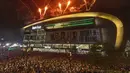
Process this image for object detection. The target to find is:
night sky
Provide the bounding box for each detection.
[0,0,130,42]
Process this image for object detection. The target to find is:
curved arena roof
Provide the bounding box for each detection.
[23,12,124,49]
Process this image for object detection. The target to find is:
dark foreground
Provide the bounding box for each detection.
[0,51,130,73]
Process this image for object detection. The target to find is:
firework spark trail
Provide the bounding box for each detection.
[43,0,52,8]
[32,0,39,8]
[59,3,62,11]
[69,7,78,12]
[19,0,33,16]
[32,0,51,18]
[58,3,62,14]
[89,0,96,10]
[83,0,96,11]
[63,0,71,14]
[43,6,48,17]
[32,0,42,18]
[87,0,96,11]
[42,0,51,17]
[43,0,48,7]
[83,0,88,11]
[84,0,87,4]
[38,8,42,15]
[79,4,86,9]
[38,8,42,19]
[46,0,52,6]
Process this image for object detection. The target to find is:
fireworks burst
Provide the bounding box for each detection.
[21,0,97,20]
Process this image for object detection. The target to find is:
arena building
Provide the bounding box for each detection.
[22,12,124,51]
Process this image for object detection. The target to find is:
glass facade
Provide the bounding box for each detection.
[45,28,101,44]
[23,18,104,49]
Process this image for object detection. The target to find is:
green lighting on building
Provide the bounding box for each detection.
[8,48,16,51]
[46,18,95,29]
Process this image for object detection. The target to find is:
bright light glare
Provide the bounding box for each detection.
[43,6,48,17]
[6,43,10,46]
[45,6,48,11]
[1,38,4,40]
[44,46,51,49]
[10,43,18,47]
[67,1,71,6]
[38,8,42,15]
[20,45,23,47]
[59,3,62,10]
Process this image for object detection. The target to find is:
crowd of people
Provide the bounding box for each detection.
[0,52,130,73]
